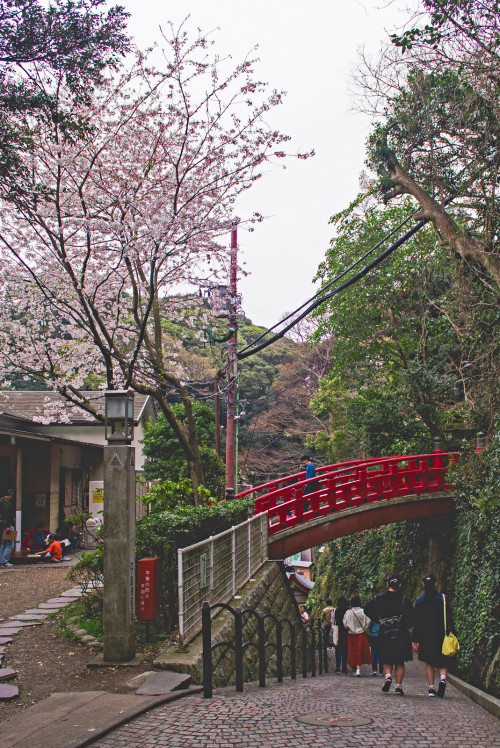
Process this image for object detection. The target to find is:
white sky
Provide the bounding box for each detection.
[121,0,414,328]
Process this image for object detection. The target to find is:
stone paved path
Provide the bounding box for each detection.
[91,661,499,748]
[0,585,84,698]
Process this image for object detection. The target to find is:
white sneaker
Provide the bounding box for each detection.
[355,667,361,677]
[3,562,13,567]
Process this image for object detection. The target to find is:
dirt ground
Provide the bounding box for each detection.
[0,564,161,724]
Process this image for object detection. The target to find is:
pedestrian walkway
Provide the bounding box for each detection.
[0,584,85,692]
[90,662,500,748]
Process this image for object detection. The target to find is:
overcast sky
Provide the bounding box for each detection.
[121,0,414,328]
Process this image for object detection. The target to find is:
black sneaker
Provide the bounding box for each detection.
[437,680,446,697]
[371,670,378,676]
[428,687,437,697]
[382,677,392,692]
[335,668,341,674]
[395,686,404,695]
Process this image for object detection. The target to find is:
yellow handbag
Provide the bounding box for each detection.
[442,594,460,657]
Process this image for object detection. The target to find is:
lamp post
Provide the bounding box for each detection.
[103,389,136,662]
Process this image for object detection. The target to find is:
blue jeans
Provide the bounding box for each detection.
[0,526,14,564]
[335,646,348,671]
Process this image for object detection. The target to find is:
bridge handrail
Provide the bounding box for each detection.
[246,452,459,536]
[234,456,395,501]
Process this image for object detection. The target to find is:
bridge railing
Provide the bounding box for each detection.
[177,512,268,644]
[240,452,458,535]
[234,457,392,501]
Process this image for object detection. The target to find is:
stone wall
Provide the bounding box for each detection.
[154,560,303,686]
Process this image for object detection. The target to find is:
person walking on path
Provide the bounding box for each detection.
[365,573,414,695]
[368,618,384,676]
[0,488,16,567]
[334,596,349,673]
[321,599,334,646]
[413,572,457,698]
[343,595,372,677]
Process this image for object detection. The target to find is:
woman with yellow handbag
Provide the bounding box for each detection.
[412,572,458,698]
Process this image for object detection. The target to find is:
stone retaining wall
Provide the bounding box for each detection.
[154,561,303,686]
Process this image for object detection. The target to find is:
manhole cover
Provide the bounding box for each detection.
[296,713,372,727]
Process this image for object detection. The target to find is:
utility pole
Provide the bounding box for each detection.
[225,226,238,495]
[214,374,221,458]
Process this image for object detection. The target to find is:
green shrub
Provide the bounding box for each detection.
[135,497,255,630]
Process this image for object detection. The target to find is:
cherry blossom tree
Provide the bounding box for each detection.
[0,26,311,499]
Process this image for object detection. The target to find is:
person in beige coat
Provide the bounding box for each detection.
[343,595,372,676]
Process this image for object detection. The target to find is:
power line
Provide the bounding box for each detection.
[237,204,421,357]
[238,197,455,361]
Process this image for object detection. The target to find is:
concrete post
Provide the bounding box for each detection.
[103,444,136,661]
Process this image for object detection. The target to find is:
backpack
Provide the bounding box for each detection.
[378,597,408,639]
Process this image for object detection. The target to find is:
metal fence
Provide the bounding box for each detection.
[178,512,268,643]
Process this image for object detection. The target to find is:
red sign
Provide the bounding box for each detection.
[136,557,160,620]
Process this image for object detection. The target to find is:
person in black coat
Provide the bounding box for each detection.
[365,573,414,695]
[334,596,349,674]
[413,572,457,698]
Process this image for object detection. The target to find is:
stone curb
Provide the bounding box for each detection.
[447,673,500,720]
[59,686,203,748]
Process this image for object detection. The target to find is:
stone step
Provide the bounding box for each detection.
[0,667,18,681]
[135,671,192,695]
[10,614,47,621]
[38,602,69,609]
[0,683,19,699]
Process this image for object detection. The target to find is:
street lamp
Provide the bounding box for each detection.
[102,388,137,662]
[105,390,134,443]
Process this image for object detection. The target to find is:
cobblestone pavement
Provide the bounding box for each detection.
[92,660,500,748]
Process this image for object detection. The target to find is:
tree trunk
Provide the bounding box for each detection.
[381,149,500,289]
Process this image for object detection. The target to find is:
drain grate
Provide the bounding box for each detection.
[296,713,373,727]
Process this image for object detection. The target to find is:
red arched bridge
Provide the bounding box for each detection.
[235,452,458,559]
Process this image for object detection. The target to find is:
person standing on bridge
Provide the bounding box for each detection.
[412,572,457,698]
[365,574,414,695]
[301,455,316,496]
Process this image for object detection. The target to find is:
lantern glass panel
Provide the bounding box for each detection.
[106,397,127,420]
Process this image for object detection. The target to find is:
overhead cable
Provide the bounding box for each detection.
[238,195,455,361]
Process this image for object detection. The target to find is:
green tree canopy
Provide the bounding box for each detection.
[141,401,225,500]
[310,193,500,458]
[0,0,130,192]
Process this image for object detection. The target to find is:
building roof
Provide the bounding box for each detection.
[0,391,151,425]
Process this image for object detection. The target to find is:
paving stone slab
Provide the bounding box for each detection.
[0,637,13,644]
[0,668,17,681]
[0,626,22,634]
[0,690,152,747]
[0,684,18,699]
[8,618,43,626]
[11,613,47,621]
[59,589,83,598]
[46,597,73,604]
[38,602,68,609]
[0,646,5,653]
[135,671,192,695]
